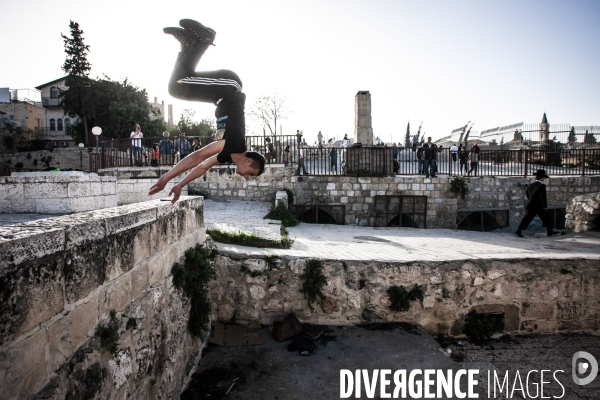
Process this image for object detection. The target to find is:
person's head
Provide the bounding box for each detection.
[427,136,432,143]
[535,169,549,181]
[284,144,290,151]
[265,137,271,143]
[453,144,456,147]
[235,151,265,178]
[153,143,159,151]
[134,124,141,131]
[179,132,185,138]
[162,131,170,140]
[193,138,199,144]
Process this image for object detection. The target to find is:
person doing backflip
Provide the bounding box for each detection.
[148,19,265,203]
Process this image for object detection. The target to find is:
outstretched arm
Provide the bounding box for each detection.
[167,155,219,204]
[148,140,224,196]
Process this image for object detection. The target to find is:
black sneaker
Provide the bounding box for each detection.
[179,19,216,45]
[515,231,524,237]
[547,230,564,237]
[163,27,196,49]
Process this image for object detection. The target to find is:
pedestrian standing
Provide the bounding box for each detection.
[467,148,479,176]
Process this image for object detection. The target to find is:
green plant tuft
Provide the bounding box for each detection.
[450,176,470,201]
[265,203,300,227]
[171,243,217,338]
[387,284,425,312]
[15,162,24,168]
[300,259,328,309]
[264,254,279,269]
[95,309,119,354]
[280,226,294,249]
[464,310,502,342]
[342,261,348,272]
[207,227,294,249]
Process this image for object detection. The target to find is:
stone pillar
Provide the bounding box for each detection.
[354,91,373,145]
[168,104,174,127]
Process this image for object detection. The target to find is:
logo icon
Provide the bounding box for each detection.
[572,351,598,385]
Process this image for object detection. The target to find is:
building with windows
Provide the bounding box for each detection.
[35,77,77,148]
[0,87,43,142]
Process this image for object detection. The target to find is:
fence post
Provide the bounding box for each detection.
[523,150,528,177]
[581,148,586,176]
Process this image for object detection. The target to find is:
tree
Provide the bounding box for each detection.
[250,93,288,137]
[404,121,410,148]
[176,109,215,137]
[60,21,94,142]
[67,76,166,142]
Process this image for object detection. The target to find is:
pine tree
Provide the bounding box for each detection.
[405,121,411,148]
[60,21,94,142]
[568,127,576,144]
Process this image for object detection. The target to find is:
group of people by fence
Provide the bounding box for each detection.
[405,137,483,178]
[130,125,202,167]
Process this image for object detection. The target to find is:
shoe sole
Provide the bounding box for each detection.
[179,19,216,43]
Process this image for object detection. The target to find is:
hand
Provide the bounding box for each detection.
[168,184,182,205]
[148,175,168,196]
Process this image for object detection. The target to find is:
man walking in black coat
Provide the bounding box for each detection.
[516,169,561,237]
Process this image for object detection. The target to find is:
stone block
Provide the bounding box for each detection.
[68,181,91,197]
[521,302,555,319]
[0,327,48,399]
[131,262,150,300]
[99,274,132,320]
[64,242,107,303]
[47,295,99,374]
[0,256,65,344]
[0,226,65,270]
[24,182,68,198]
[0,182,23,200]
[35,198,73,213]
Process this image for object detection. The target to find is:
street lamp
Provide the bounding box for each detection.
[78,143,84,170]
[92,126,102,153]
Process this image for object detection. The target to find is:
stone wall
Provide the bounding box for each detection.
[210,251,600,337]
[565,192,600,231]
[188,166,599,230]
[0,172,117,213]
[0,198,206,399]
[189,166,458,228]
[97,167,188,205]
[458,176,600,231]
[1,148,91,171]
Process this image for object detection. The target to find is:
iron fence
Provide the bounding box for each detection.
[89,135,600,176]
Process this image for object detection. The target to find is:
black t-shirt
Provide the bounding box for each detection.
[215,91,247,163]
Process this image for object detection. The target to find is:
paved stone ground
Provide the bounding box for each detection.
[203,200,600,262]
[0,213,63,226]
[183,324,600,400]
[204,199,282,243]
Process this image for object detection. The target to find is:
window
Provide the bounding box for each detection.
[57,118,63,131]
[374,196,427,228]
[50,86,59,99]
[293,204,345,225]
[50,118,56,131]
[457,210,509,232]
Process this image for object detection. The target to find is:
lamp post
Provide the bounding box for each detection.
[92,126,102,153]
[78,143,84,170]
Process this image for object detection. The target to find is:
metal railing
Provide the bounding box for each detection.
[88,135,600,176]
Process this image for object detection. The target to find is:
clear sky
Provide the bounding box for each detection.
[3,0,599,144]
